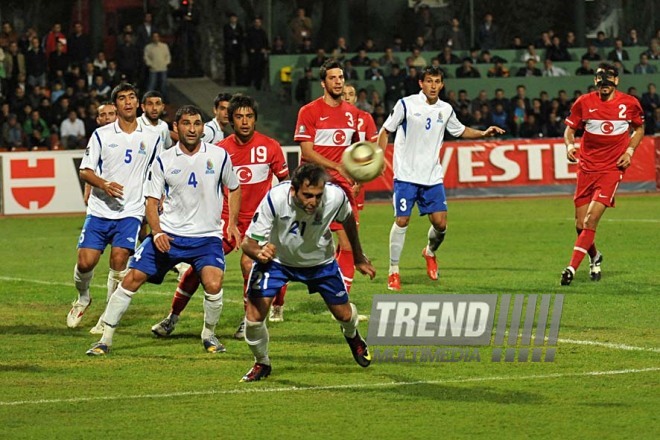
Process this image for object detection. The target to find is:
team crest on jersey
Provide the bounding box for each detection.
[332,130,347,145]
[437,112,444,123]
[206,159,215,174]
[138,141,147,155]
[298,125,306,134]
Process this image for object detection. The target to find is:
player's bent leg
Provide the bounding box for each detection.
[151,266,201,337]
[328,302,371,368]
[590,252,603,281]
[389,216,409,291]
[87,269,148,355]
[69,248,102,328]
[199,266,226,353]
[563,201,607,285]
[423,211,447,281]
[241,296,274,382]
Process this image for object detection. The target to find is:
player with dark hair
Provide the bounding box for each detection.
[239,163,375,382]
[378,66,504,290]
[151,94,289,339]
[560,63,644,285]
[86,104,241,355]
[70,83,161,333]
[203,92,233,144]
[139,90,172,149]
[294,59,363,293]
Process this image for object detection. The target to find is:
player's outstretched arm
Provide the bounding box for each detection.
[460,126,506,139]
[341,213,376,280]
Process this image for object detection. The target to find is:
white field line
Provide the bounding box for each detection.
[0,367,657,407]
[2,276,659,351]
[0,276,242,303]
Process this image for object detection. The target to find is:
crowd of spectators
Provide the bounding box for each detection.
[279,10,659,137]
[0,13,168,150]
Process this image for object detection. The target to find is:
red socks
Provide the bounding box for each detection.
[569,229,596,270]
[171,266,200,315]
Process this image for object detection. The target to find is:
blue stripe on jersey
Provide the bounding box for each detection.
[164,182,169,197]
[94,131,103,173]
[334,190,349,223]
[207,124,216,139]
[218,151,229,194]
[156,156,164,173]
[401,99,408,135]
[144,138,161,181]
[266,194,276,217]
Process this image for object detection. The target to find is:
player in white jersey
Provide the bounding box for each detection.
[239,163,375,382]
[202,92,232,144]
[377,66,504,291]
[83,102,117,206]
[86,105,241,356]
[138,90,173,149]
[68,83,161,332]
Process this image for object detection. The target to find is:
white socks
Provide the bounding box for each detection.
[100,285,135,346]
[340,303,359,339]
[389,223,407,272]
[245,319,270,365]
[73,265,94,306]
[202,290,223,340]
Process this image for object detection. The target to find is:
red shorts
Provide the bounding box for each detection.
[330,179,359,232]
[221,216,251,254]
[574,170,623,208]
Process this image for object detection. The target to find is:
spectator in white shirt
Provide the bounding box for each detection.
[542,58,569,77]
[60,110,86,149]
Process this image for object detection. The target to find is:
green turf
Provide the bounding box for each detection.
[0,194,658,439]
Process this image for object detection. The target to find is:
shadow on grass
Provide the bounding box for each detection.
[0,363,45,373]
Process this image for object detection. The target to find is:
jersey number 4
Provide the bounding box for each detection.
[188,172,198,188]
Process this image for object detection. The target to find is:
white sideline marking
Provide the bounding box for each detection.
[0,276,242,302]
[558,338,660,353]
[0,367,657,407]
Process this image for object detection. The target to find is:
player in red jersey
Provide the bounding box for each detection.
[151,94,289,336]
[294,59,364,292]
[561,63,644,285]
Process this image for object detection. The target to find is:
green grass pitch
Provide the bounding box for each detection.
[0,194,658,439]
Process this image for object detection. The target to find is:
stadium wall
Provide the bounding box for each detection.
[0,137,657,215]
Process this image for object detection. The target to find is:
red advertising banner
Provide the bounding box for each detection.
[363,137,657,196]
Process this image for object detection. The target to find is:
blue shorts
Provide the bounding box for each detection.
[393,180,448,217]
[129,234,226,284]
[77,215,141,252]
[247,260,349,305]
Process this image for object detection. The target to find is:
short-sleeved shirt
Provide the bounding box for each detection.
[81,120,161,220]
[144,142,239,239]
[218,131,289,223]
[564,90,644,173]
[383,91,466,185]
[138,114,172,149]
[294,97,361,188]
[203,119,225,144]
[246,181,352,267]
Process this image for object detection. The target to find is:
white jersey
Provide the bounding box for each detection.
[382,91,466,185]
[202,119,225,144]
[144,142,239,239]
[246,182,352,267]
[81,120,161,220]
[139,114,173,149]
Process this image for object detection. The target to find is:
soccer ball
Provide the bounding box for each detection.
[342,141,384,183]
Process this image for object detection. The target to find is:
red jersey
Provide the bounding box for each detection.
[564,91,643,173]
[217,131,289,223]
[294,97,361,187]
